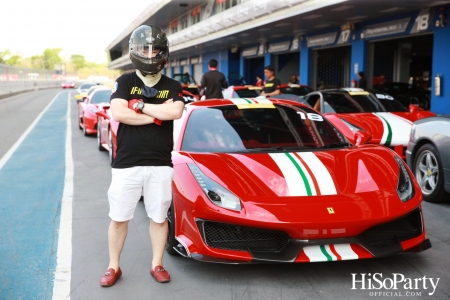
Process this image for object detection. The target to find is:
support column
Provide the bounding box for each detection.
[431,26,450,114]
[351,39,368,87]
[299,38,311,87]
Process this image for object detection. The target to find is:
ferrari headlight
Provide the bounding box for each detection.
[394,155,415,202]
[188,164,241,211]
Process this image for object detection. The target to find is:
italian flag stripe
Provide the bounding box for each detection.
[329,244,342,260]
[242,98,253,104]
[269,153,309,196]
[269,152,336,196]
[293,152,321,196]
[320,245,333,261]
[373,113,392,146]
[285,153,313,196]
[297,152,337,195]
[303,244,359,262]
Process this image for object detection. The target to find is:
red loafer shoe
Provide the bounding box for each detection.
[100,268,122,287]
[150,266,170,283]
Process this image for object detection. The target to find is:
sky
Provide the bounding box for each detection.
[0,0,152,64]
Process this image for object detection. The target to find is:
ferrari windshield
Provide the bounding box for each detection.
[91,89,112,104]
[316,92,408,114]
[181,104,349,152]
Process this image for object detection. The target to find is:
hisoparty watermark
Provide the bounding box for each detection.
[351,273,440,296]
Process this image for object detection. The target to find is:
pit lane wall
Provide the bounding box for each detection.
[0,64,69,99]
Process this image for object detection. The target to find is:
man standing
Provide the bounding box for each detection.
[358,71,367,89]
[100,24,184,287]
[260,65,281,97]
[199,59,228,99]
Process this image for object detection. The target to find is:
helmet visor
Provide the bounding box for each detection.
[130,43,162,59]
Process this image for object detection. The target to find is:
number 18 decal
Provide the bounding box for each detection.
[297,112,323,121]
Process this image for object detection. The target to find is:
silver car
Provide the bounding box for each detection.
[406,115,450,203]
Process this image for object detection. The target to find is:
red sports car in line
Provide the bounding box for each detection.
[61,82,75,89]
[161,97,431,263]
[77,87,112,136]
[301,88,435,158]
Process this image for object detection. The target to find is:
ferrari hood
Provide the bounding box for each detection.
[338,112,413,146]
[187,147,399,199]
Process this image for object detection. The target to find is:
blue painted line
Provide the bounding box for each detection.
[0,92,68,300]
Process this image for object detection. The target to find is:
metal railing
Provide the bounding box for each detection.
[0,63,70,92]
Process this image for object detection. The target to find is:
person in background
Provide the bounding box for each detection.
[199,59,228,99]
[289,74,299,85]
[255,75,264,87]
[99,24,184,287]
[358,71,367,89]
[260,65,281,97]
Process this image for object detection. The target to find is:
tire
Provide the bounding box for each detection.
[82,118,89,136]
[165,201,179,256]
[78,116,82,130]
[108,128,115,166]
[97,118,106,151]
[413,143,450,203]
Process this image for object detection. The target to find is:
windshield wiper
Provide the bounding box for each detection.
[317,142,352,149]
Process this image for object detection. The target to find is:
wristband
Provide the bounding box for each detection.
[128,99,143,114]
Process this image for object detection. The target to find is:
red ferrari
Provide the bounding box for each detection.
[77,87,112,136]
[61,82,75,89]
[164,97,431,263]
[301,88,435,158]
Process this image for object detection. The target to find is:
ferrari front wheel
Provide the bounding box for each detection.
[97,118,106,151]
[108,128,115,167]
[165,201,178,256]
[414,143,449,203]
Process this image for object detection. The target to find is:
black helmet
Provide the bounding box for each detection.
[129,25,169,76]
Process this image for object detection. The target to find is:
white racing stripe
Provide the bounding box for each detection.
[270,153,310,196]
[303,244,359,262]
[374,113,412,146]
[269,152,337,196]
[52,93,73,300]
[298,152,337,195]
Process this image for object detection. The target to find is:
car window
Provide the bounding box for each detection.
[280,86,314,96]
[181,104,348,152]
[90,89,112,104]
[321,93,385,113]
[80,83,96,89]
[372,93,408,112]
[234,89,260,98]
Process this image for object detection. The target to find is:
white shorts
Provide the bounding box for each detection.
[107,166,174,223]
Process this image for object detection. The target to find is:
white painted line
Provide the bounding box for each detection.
[52,93,73,300]
[0,93,59,171]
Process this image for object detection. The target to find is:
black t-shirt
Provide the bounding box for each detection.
[263,77,281,94]
[200,70,228,99]
[110,72,184,168]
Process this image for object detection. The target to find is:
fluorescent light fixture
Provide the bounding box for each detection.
[331,5,353,11]
[380,7,404,13]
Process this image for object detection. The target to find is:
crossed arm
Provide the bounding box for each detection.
[111,98,184,126]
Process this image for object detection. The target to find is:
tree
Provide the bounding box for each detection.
[0,49,11,64]
[71,54,87,70]
[42,48,63,70]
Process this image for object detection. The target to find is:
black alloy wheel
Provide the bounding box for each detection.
[165,201,178,256]
[97,118,106,151]
[108,128,115,166]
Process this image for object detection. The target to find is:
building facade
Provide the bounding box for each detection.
[106,0,450,114]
